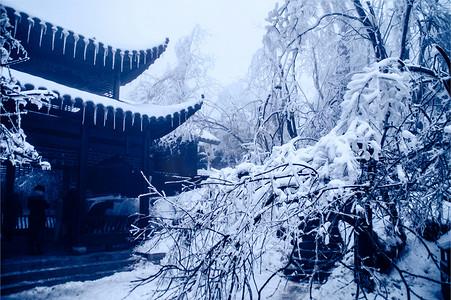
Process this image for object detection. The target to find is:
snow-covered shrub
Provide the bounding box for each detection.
[132,56,449,299]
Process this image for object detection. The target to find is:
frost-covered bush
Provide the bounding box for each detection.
[133,57,449,299]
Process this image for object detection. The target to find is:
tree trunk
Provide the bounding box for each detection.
[352,0,387,61]
[354,203,375,292]
[400,0,415,61]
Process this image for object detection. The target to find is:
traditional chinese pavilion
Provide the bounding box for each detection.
[1,4,202,250]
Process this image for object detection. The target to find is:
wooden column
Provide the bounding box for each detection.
[73,122,89,253]
[2,161,16,240]
[139,130,152,216]
[113,70,121,100]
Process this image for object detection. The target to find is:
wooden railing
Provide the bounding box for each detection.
[84,215,138,248]
[10,215,133,235]
[14,215,56,230]
[84,216,134,235]
[7,214,137,248]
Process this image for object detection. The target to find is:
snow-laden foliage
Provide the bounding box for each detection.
[1,71,56,166]
[133,56,450,299]
[248,0,378,155]
[0,6,28,66]
[201,0,450,166]
[1,8,56,166]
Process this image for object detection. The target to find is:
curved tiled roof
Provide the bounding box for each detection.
[3,4,169,97]
[10,69,203,136]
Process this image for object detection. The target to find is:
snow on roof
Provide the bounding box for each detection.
[193,129,221,145]
[437,230,451,250]
[200,130,220,143]
[9,69,202,119]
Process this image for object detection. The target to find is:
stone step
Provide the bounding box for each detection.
[1,268,127,295]
[1,258,134,286]
[0,250,136,295]
[1,249,132,274]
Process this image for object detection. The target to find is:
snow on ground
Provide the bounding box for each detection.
[4,233,445,300]
[3,260,160,300]
[310,234,444,300]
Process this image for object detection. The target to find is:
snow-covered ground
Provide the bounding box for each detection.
[3,260,160,300]
[309,235,445,300]
[4,233,445,300]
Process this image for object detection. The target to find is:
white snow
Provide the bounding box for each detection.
[444,125,451,134]
[9,69,202,119]
[50,25,57,50]
[120,49,124,72]
[2,260,161,300]
[193,128,220,144]
[308,235,443,300]
[38,21,45,47]
[26,16,34,43]
[82,37,89,61]
[72,33,79,58]
[62,29,69,55]
[3,234,444,300]
[437,230,451,249]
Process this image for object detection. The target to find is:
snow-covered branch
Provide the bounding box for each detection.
[132,55,450,298]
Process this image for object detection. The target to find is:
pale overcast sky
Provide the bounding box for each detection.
[3,0,279,85]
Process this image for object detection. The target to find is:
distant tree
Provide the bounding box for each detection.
[200,82,261,167]
[126,25,214,105]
